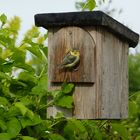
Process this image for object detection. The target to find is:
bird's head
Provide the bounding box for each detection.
[70,49,80,57]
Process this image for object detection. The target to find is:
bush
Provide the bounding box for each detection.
[0,13,140,140]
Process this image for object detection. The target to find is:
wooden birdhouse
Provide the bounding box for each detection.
[35,11,139,119]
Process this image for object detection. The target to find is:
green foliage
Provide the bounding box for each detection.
[55,96,73,109]
[111,123,129,140]
[0,13,74,140]
[0,133,11,140]
[49,134,66,140]
[75,0,96,11]
[0,14,7,27]
[75,0,119,16]
[7,117,21,138]
[129,54,140,92]
[0,13,140,140]
[82,0,96,11]
[21,136,37,140]
[64,119,88,140]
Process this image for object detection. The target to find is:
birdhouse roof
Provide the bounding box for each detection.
[35,11,139,47]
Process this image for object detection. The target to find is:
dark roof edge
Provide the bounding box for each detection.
[101,13,139,47]
[34,11,139,47]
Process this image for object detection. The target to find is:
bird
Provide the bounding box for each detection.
[58,48,80,70]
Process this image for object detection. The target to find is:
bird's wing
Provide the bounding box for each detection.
[61,53,76,65]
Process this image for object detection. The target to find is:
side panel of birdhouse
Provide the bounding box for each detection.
[101,29,128,119]
[87,27,129,119]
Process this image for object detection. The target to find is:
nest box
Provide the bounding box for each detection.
[35,11,139,119]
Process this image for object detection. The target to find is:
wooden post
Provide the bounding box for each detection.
[35,11,139,119]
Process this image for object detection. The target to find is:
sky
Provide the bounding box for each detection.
[0,0,139,51]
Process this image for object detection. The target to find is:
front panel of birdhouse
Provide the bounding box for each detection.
[48,26,95,83]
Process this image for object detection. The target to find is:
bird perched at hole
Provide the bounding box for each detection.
[58,48,80,69]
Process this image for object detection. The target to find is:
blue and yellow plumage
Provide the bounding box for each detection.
[58,48,80,69]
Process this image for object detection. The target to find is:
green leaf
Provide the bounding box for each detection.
[111,123,129,139]
[44,32,48,39]
[0,47,2,55]
[41,47,48,58]
[31,75,48,96]
[55,112,65,119]
[7,16,21,35]
[11,48,25,63]
[20,96,34,106]
[0,35,14,48]
[7,117,21,138]
[55,96,73,109]
[50,134,66,140]
[14,63,35,73]
[64,119,88,140]
[1,83,14,98]
[20,115,42,128]
[0,133,11,140]
[1,60,14,72]
[82,0,96,11]
[36,75,48,91]
[6,106,21,118]
[136,136,140,140]
[129,54,140,92]
[33,120,51,136]
[0,97,10,106]
[62,83,74,94]
[129,101,138,117]
[0,28,12,37]
[21,136,37,140]
[24,26,40,39]
[26,44,43,60]
[135,93,140,108]
[15,102,28,116]
[50,90,61,98]
[0,14,7,24]
[18,72,37,84]
[94,129,103,140]
[15,102,34,119]
[31,85,45,96]
[0,71,11,80]
[0,120,7,131]
[20,117,34,128]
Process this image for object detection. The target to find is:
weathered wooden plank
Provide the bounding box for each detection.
[48,28,73,118]
[49,26,95,83]
[120,43,128,118]
[101,29,128,119]
[84,27,103,119]
[73,84,96,119]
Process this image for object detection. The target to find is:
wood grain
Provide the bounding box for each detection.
[81,27,129,119]
[73,27,103,119]
[48,26,129,119]
[49,26,95,83]
[100,29,128,119]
